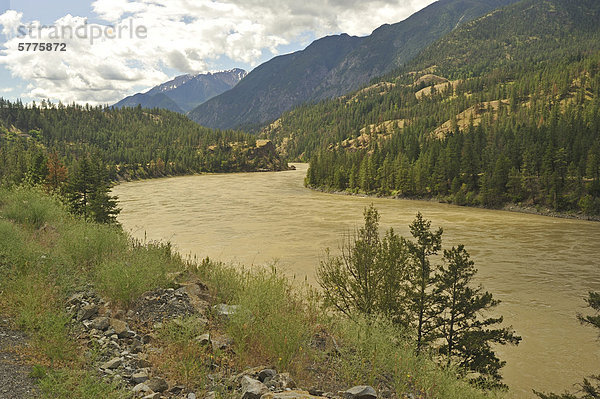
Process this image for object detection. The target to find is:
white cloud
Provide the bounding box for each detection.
[0,0,436,105]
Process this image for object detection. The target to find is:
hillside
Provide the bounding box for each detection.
[188,0,519,130]
[0,100,288,185]
[114,69,247,113]
[263,0,600,216]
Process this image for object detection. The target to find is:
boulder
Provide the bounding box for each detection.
[132,383,151,394]
[146,377,169,393]
[258,369,277,383]
[77,304,99,321]
[90,317,110,331]
[196,333,211,346]
[241,376,269,399]
[342,386,377,399]
[131,370,149,384]
[110,318,134,338]
[213,304,239,318]
[267,373,296,390]
[100,357,123,370]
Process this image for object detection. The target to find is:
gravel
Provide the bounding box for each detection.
[0,318,37,399]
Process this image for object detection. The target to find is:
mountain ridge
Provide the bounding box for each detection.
[188,0,520,130]
[114,68,247,113]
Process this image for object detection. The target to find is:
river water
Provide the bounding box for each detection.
[113,163,600,398]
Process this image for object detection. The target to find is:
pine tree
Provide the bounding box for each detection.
[406,212,443,354]
[435,245,521,389]
[66,155,120,224]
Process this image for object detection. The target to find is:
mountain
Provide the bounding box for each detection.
[114,68,247,113]
[188,0,520,130]
[265,0,600,216]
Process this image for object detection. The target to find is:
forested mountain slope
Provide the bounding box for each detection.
[264,0,600,216]
[188,0,519,130]
[0,101,287,185]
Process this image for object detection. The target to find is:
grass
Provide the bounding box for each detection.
[94,240,180,307]
[0,187,504,399]
[36,369,131,399]
[151,316,211,389]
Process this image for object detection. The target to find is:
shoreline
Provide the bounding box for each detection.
[308,185,600,223]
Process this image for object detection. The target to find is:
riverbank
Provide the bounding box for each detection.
[307,185,600,222]
[0,187,498,399]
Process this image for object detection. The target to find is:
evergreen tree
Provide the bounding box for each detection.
[66,155,120,224]
[406,212,443,354]
[435,245,521,389]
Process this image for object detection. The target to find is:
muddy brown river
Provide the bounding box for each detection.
[113,163,600,398]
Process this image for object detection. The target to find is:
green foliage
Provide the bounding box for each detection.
[94,240,180,307]
[54,221,128,271]
[269,0,600,215]
[0,99,288,188]
[0,186,65,229]
[226,266,316,369]
[65,154,120,224]
[318,205,410,319]
[330,317,505,399]
[37,369,131,399]
[319,206,519,387]
[435,245,521,389]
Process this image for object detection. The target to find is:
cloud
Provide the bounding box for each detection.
[0,0,435,105]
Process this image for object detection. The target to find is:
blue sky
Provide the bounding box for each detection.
[0,0,434,105]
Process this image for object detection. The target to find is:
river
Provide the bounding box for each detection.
[112,163,600,398]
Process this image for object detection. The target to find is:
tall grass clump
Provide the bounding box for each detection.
[152,316,210,389]
[94,240,182,307]
[37,369,131,399]
[0,187,65,229]
[53,221,128,272]
[195,257,248,303]
[328,317,502,399]
[225,265,317,370]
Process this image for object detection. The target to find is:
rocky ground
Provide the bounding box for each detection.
[63,280,389,399]
[0,318,37,399]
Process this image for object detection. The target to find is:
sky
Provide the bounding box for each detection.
[0,0,436,106]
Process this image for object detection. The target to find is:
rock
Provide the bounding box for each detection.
[100,357,123,370]
[131,370,149,384]
[258,369,277,383]
[142,394,161,399]
[132,383,151,394]
[188,394,197,399]
[211,335,232,351]
[67,292,84,306]
[90,317,110,331]
[342,386,377,399]
[261,391,328,399]
[205,391,216,399]
[196,333,211,346]
[110,318,134,338]
[146,377,169,393]
[267,373,296,390]
[241,376,269,399]
[77,304,99,321]
[213,304,239,318]
[309,389,325,397]
[169,385,185,394]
